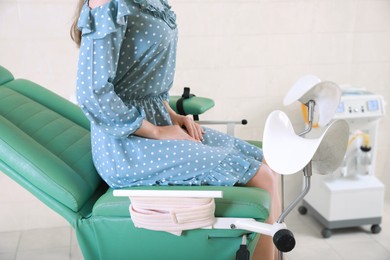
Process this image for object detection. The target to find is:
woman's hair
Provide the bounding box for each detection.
[70,0,84,47]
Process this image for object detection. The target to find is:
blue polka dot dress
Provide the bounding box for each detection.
[76,0,263,188]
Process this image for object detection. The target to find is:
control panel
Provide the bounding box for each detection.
[334,89,385,120]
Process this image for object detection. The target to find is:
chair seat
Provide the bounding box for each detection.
[93,186,270,221]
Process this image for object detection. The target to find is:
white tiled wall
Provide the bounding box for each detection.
[0,0,389,231]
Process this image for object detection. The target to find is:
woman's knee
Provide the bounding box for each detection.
[246,163,278,193]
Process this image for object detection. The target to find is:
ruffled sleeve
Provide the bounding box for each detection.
[78,0,131,39]
[76,0,145,138]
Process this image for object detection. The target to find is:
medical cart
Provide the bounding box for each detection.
[299,88,386,238]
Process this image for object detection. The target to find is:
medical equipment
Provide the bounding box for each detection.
[298,88,386,238]
[0,65,349,259]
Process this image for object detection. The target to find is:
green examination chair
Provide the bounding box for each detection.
[0,65,270,260]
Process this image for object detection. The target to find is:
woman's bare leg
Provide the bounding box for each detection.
[246,160,281,260]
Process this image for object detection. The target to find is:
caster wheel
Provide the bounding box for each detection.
[273,229,296,252]
[298,206,307,215]
[371,224,381,234]
[321,228,332,238]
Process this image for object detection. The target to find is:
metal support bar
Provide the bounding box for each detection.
[278,100,315,260]
[197,119,248,136]
[276,161,312,260]
[278,162,312,224]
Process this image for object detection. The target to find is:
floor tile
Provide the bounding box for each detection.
[16,247,70,260]
[324,226,374,243]
[286,243,344,260]
[329,239,390,260]
[0,231,21,253]
[18,226,71,251]
[70,230,83,260]
[0,252,16,260]
[285,199,390,260]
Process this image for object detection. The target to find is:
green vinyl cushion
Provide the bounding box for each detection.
[0,80,102,214]
[0,66,14,85]
[169,95,215,115]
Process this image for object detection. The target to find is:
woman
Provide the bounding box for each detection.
[71,0,280,259]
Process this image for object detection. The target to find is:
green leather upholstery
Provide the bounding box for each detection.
[247,140,263,149]
[0,65,270,260]
[169,95,215,116]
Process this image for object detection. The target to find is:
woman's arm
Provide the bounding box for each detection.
[163,101,204,141]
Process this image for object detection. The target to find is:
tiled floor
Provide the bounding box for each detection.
[286,199,390,260]
[0,200,389,260]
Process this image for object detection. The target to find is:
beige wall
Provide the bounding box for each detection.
[0,0,389,231]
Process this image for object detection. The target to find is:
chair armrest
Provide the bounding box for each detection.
[169,95,215,116]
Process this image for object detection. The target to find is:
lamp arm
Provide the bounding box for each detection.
[298,100,315,136]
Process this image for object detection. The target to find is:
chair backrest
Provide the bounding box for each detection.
[0,66,106,224]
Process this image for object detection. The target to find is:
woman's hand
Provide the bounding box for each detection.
[164,101,204,142]
[170,113,204,142]
[134,101,205,142]
[134,120,198,141]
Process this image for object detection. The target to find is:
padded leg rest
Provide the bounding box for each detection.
[76,186,270,260]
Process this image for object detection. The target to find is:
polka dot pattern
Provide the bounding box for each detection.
[76,0,263,188]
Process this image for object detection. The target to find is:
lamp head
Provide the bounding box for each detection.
[284,75,342,127]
